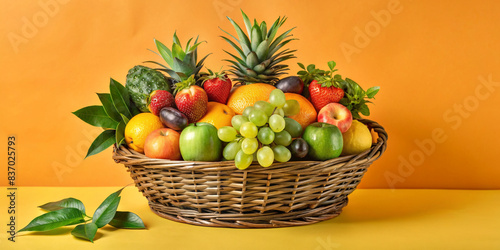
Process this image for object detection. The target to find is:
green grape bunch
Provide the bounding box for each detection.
[217,89,304,169]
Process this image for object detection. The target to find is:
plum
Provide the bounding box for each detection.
[289,138,309,159]
[275,76,304,94]
[159,107,188,131]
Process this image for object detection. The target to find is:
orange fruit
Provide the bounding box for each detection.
[124,113,164,153]
[197,102,235,129]
[284,93,317,129]
[227,83,276,114]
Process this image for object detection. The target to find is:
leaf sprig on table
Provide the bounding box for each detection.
[72,79,140,158]
[18,187,146,243]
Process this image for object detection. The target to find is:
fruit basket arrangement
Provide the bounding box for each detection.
[74,11,387,228]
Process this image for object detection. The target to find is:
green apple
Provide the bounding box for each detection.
[179,122,222,161]
[302,122,343,160]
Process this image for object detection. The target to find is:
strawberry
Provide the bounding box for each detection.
[298,61,345,112]
[308,80,344,112]
[298,61,380,119]
[202,69,232,104]
[148,90,175,116]
[174,75,208,122]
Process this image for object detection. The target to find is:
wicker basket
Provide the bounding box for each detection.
[112,119,387,228]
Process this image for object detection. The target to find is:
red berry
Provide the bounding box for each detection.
[203,73,232,104]
[175,85,208,122]
[148,90,175,116]
[309,80,344,112]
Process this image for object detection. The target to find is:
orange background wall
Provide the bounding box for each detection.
[1,0,499,188]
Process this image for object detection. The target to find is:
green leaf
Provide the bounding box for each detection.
[227,16,251,52]
[268,27,295,53]
[39,198,86,215]
[120,114,130,124]
[260,21,267,41]
[115,121,125,146]
[366,86,380,98]
[267,16,282,42]
[109,79,133,119]
[129,103,141,116]
[172,57,194,79]
[19,208,84,232]
[240,10,253,37]
[297,62,305,69]
[255,39,269,61]
[85,130,116,158]
[339,98,350,106]
[346,78,364,96]
[97,93,122,122]
[335,76,349,90]
[307,64,315,72]
[359,104,371,116]
[251,25,263,51]
[221,36,246,59]
[185,37,193,51]
[92,188,124,228]
[172,31,181,47]
[172,43,186,61]
[155,39,173,67]
[108,211,146,229]
[327,61,336,71]
[71,223,98,243]
[73,106,119,129]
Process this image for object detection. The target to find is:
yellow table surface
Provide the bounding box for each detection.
[1,187,499,249]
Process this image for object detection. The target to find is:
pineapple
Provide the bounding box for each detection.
[221,10,296,85]
[146,32,210,83]
[125,32,208,112]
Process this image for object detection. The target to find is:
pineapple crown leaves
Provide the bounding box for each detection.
[173,75,197,95]
[298,61,381,119]
[145,32,211,82]
[220,10,298,85]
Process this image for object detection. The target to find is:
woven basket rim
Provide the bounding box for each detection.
[112,118,388,172]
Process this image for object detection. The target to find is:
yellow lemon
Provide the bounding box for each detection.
[125,113,164,153]
[197,102,235,129]
[341,120,373,156]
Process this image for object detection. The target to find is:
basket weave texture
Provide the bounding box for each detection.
[113,119,387,228]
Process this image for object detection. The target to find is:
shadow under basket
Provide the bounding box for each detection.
[113,119,388,228]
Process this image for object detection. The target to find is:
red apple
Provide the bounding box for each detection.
[144,128,181,160]
[317,103,353,133]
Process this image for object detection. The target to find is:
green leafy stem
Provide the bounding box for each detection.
[18,187,146,243]
[72,79,140,158]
